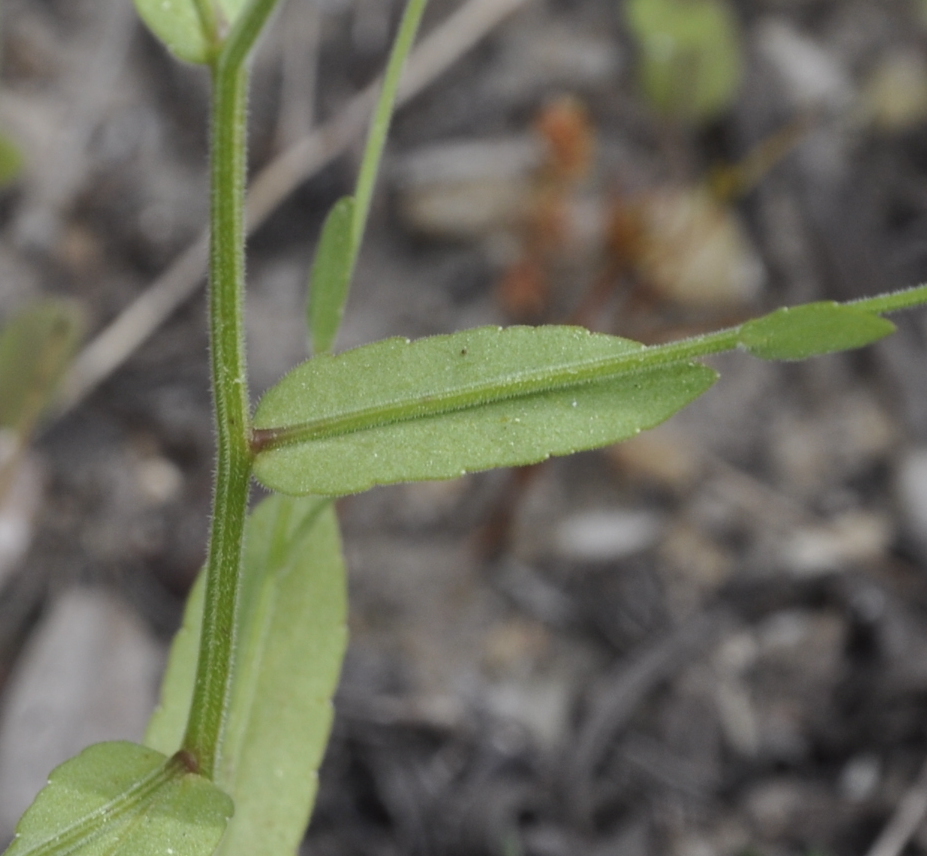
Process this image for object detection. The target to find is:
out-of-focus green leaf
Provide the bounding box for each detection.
[308,197,355,355]
[146,495,347,856]
[738,302,895,361]
[626,0,743,123]
[134,0,248,64]
[3,741,232,856]
[0,132,24,188]
[0,299,83,435]
[253,326,717,496]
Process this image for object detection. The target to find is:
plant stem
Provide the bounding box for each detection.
[181,54,251,780]
[852,283,927,315]
[180,0,286,778]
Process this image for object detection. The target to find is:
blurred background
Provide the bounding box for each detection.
[4,0,927,853]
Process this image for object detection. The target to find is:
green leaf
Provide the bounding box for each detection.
[134,0,247,64]
[738,302,896,361]
[253,326,718,496]
[3,742,232,856]
[308,197,355,355]
[0,132,24,188]
[0,300,83,435]
[146,495,348,856]
[626,0,743,123]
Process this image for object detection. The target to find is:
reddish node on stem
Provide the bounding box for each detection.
[173,749,202,775]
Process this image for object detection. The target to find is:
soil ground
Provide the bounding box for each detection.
[4,1,927,854]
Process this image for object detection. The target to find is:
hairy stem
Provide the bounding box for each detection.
[181,0,285,778]
[181,55,251,779]
[852,283,927,315]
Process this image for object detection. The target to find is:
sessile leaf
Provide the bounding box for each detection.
[3,742,232,856]
[253,326,718,496]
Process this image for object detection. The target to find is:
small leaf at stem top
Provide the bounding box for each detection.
[738,302,896,361]
[134,0,248,64]
[3,741,232,856]
[253,326,718,496]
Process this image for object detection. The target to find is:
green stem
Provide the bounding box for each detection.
[181,0,285,778]
[181,59,250,781]
[851,283,927,315]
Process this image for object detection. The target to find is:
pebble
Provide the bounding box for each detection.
[553,508,664,562]
[135,455,184,506]
[862,48,927,132]
[607,428,704,492]
[756,18,854,113]
[493,22,623,98]
[393,137,541,240]
[894,446,927,562]
[631,186,765,308]
[780,511,892,576]
[838,753,881,802]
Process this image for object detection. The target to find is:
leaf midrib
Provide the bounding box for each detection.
[18,757,182,856]
[252,333,735,453]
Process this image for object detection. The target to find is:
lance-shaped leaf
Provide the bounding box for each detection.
[3,741,232,856]
[134,0,248,64]
[146,495,348,856]
[252,326,718,496]
[738,302,895,361]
